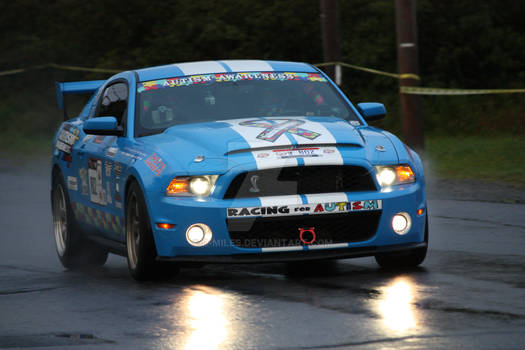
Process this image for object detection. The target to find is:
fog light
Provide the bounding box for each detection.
[392,212,411,235]
[186,223,212,247]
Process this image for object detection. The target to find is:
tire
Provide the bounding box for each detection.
[374,213,428,269]
[125,181,163,280]
[52,174,108,269]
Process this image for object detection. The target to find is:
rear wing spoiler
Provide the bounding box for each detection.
[55,80,106,120]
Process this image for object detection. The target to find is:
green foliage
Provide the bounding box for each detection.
[425,135,525,184]
[0,0,524,142]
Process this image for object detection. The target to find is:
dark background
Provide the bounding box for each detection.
[1,0,524,147]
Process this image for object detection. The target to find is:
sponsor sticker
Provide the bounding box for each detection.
[120,147,146,161]
[272,147,322,159]
[56,124,80,154]
[104,160,112,177]
[106,147,118,158]
[113,162,123,176]
[79,168,88,195]
[145,153,166,176]
[252,146,337,161]
[88,158,106,205]
[67,176,78,191]
[227,200,382,218]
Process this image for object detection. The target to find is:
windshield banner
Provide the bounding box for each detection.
[137,72,327,93]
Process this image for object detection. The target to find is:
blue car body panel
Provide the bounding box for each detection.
[51,60,426,261]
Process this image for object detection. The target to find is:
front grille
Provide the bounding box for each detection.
[227,211,381,249]
[223,165,376,199]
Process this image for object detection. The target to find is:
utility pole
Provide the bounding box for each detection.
[395,0,424,150]
[320,0,342,85]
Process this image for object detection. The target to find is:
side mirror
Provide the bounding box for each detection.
[357,102,386,121]
[83,117,123,136]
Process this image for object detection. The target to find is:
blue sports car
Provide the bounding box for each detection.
[51,60,428,280]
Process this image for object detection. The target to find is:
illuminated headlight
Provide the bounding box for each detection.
[166,175,218,197]
[186,223,212,246]
[375,165,415,188]
[392,212,411,235]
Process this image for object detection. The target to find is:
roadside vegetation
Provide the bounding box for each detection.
[0,0,523,185]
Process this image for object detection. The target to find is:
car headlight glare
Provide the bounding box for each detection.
[166,175,218,197]
[190,177,211,196]
[375,165,415,187]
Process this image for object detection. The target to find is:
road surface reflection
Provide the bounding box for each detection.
[377,276,418,332]
[182,286,229,350]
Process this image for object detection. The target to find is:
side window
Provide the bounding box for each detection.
[96,83,128,126]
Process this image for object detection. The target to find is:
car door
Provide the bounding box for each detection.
[79,81,131,242]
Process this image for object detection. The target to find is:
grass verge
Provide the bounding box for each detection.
[425,135,525,185]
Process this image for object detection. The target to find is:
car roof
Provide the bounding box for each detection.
[134,60,318,82]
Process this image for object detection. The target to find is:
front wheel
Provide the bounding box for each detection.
[52,174,108,269]
[125,181,162,280]
[374,214,428,269]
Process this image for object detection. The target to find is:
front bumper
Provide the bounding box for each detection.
[146,179,426,259]
[157,242,427,263]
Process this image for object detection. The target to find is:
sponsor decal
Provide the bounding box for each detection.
[106,147,118,157]
[137,72,328,93]
[120,147,146,161]
[252,147,337,161]
[56,124,80,154]
[93,136,105,144]
[239,118,320,142]
[61,153,73,168]
[226,200,382,218]
[113,162,123,176]
[104,160,112,177]
[145,153,166,176]
[350,120,361,126]
[88,158,106,205]
[82,135,94,143]
[79,168,88,195]
[272,147,322,159]
[67,176,78,191]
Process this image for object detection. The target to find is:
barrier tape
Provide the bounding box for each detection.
[2,61,524,96]
[401,86,525,95]
[315,61,421,81]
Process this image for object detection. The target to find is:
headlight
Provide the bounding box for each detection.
[166,175,219,197]
[375,165,415,187]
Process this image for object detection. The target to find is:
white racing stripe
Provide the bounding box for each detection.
[289,119,344,166]
[259,195,303,206]
[261,246,304,252]
[226,118,297,170]
[175,61,226,76]
[304,192,348,204]
[221,60,274,72]
[308,243,349,250]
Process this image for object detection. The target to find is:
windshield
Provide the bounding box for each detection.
[135,71,360,137]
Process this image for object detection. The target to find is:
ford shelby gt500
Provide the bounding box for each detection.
[51,60,428,280]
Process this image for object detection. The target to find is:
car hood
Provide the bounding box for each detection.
[141,116,399,174]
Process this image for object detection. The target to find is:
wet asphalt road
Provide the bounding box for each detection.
[1,157,524,349]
